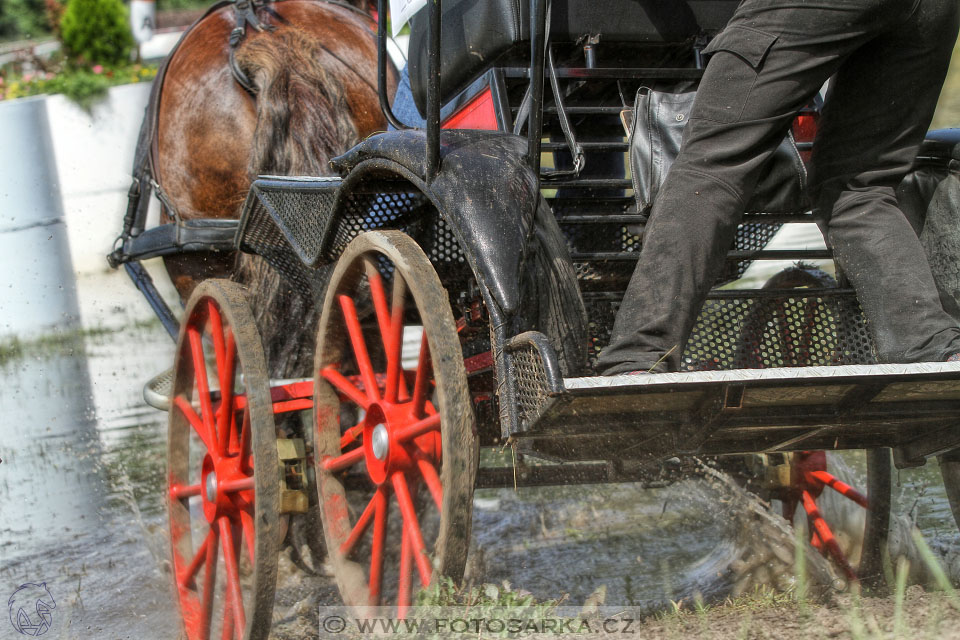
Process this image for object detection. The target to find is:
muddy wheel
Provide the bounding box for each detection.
[939,450,960,536]
[167,279,280,640]
[313,230,476,612]
[738,266,891,587]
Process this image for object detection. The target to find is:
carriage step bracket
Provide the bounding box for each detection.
[143,368,174,411]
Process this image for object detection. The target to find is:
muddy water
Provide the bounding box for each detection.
[2,319,960,638]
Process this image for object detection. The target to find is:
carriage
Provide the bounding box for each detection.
[108,0,960,637]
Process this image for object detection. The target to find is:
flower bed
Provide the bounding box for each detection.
[0,63,156,107]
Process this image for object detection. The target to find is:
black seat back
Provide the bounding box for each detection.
[408,0,740,115]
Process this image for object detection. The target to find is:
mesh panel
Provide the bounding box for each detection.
[584,291,877,372]
[239,181,473,302]
[509,343,552,428]
[255,180,340,262]
[324,191,424,260]
[239,197,326,298]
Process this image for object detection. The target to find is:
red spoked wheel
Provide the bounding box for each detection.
[313,230,476,613]
[167,279,281,640]
[782,450,891,586]
[737,266,891,587]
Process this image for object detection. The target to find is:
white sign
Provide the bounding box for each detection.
[129,0,156,44]
[389,0,428,37]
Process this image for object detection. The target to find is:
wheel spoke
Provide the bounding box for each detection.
[220,596,235,640]
[365,259,393,353]
[188,327,219,452]
[340,489,379,557]
[238,410,252,473]
[180,528,215,588]
[220,476,255,494]
[219,518,246,634]
[239,508,256,566]
[394,413,441,444]
[217,331,237,457]
[322,367,371,410]
[801,490,857,582]
[392,472,432,587]
[338,294,381,403]
[340,421,365,449]
[806,470,869,509]
[174,396,217,454]
[385,275,407,403]
[416,457,443,512]
[397,524,412,617]
[171,483,202,501]
[323,447,365,473]
[369,489,388,605]
[200,526,220,640]
[411,334,432,418]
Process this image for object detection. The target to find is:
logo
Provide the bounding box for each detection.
[8,583,56,636]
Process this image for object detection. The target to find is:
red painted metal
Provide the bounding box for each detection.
[200,527,218,638]
[369,488,388,605]
[393,472,432,585]
[464,350,494,373]
[805,470,869,509]
[323,446,365,473]
[397,527,412,616]
[442,86,498,131]
[322,367,370,408]
[791,112,818,163]
[339,293,382,402]
[341,491,378,556]
[220,518,246,634]
[394,413,442,443]
[785,450,871,583]
[412,334,432,418]
[168,299,269,640]
[801,489,857,582]
[417,456,443,510]
[319,268,447,612]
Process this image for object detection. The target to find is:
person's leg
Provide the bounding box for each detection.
[390,64,426,130]
[809,0,960,363]
[598,0,885,374]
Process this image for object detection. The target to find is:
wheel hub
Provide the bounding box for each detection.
[205,471,218,502]
[360,402,440,486]
[372,424,389,460]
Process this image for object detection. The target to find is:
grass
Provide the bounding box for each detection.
[0,317,160,366]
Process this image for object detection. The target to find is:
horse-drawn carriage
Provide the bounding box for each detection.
[109,0,960,637]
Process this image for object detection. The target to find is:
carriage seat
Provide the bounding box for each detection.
[408,0,741,115]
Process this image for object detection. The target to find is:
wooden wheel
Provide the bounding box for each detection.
[938,450,960,541]
[738,266,891,586]
[167,279,281,640]
[313,230,477,613]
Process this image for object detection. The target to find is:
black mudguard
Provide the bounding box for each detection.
[330,129,588,374]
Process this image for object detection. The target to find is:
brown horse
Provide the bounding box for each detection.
[156,0,395,376]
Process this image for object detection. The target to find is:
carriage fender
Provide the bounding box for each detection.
[331,129,539,316]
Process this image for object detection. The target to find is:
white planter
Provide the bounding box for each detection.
[0,95,80,339]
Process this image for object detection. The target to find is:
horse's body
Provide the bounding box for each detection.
[154,0,395,374]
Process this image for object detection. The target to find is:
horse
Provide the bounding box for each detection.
[154,0,395,376]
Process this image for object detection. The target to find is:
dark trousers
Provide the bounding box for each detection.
[599,0,960,374]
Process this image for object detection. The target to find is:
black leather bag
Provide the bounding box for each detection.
[627,86,809,219]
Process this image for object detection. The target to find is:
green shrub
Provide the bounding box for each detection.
[0,0,51,40]
[59,0,133,66]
